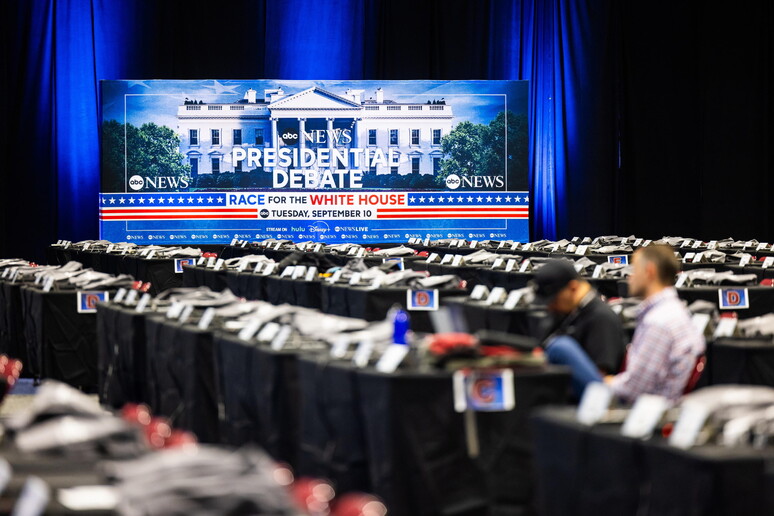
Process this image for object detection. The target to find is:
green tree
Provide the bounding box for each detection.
[434,111,529,189]
[436,121,488,184]
[101,119,129,192]
[484,111,529,190]
[101,120,191,192]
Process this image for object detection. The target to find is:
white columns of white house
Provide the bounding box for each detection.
[326,118,335,170]
[298,118,306,169]
[270,118,279,172]
[351,118,360,168]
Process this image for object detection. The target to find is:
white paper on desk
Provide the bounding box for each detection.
[353,339,374,368]
[58,486,118,511]
[375,343,409,373]
[470,285,489,301]
[13,475,50,516]
[166,301,184,319]
[713,317,738,338]
[198,307,215,330]
[270,324,292,351]
[669,401,710,449]
[330,336,350,359]
[238,319,263,341]
[485,287,507,306]
[113,288,127,304]
[329,269,343,283]
[0,459,10,497]
[178,304,194,324]
[503,290,525,310]
[621,394,669,439]
[577,382,613,426]
[134,293,151,313]
[691,313,711,336]
[257,322,281,343]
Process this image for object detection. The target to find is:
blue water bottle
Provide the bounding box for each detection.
[392,308,410,345]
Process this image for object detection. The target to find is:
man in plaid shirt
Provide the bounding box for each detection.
[604,244,706,402]
[544,244,705,402]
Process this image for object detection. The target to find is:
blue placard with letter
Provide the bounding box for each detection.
[406,289,438,311]
[607,255,629,265]
[77,291,109,313]
[718,288,749,309]
[174,258,196,273]
[100,80,529,245]
[453,369,515,412]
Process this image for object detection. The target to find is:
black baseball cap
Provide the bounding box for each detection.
[531,260,579,304]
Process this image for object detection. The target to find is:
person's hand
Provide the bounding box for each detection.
[603,375,616,385]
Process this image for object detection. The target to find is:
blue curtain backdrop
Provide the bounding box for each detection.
[1,0,772,262]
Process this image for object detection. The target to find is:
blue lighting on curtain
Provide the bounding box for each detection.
[30,0,139,242]
[487,0,586,240]
[23,0,582,243]
[265,0,368,80]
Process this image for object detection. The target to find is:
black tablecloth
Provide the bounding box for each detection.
[182,265,228,292]
[476,269,533,290]
[296,356,371,494]
[531,406,774,516]
[213,333,302,465]
[96,303,150,408]
[264,277,323,309]
[19,286,106,389]
[443,297,550,337]
[211,334,571,514]
[355,365,571,515]
[708,337,774,386]
[225,270,267,300]
[120,257,181,296]
[0,280,30,370]
[143,315,219,443]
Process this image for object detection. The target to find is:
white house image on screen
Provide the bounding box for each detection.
[176,86,454,177]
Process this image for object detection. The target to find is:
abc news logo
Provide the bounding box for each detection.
[129,175,145,191]
[445,173,504,190]
[128,174,189,191]
[280,128,299,145]
[279,127,352,146]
